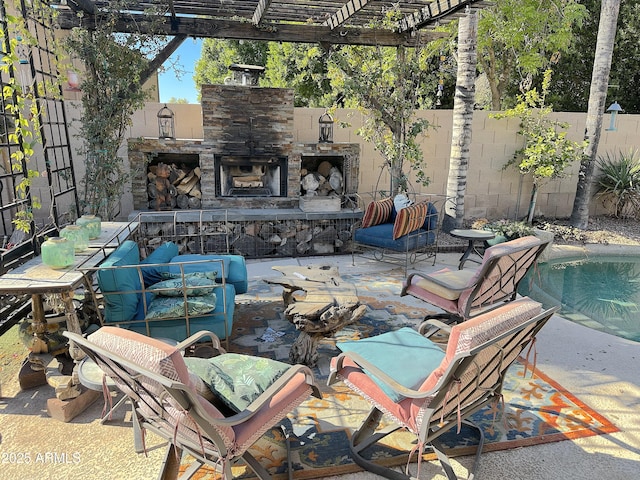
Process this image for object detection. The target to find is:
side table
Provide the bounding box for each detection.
[450,229,496,269]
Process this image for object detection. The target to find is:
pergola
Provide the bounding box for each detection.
[56,0,489,70]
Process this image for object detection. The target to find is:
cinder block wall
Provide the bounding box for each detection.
[60,101,640,223]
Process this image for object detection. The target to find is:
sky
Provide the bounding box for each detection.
[158,38,203,104]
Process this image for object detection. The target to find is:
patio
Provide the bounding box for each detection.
[0,248,638,479]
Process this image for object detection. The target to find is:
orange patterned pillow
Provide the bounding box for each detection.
[392,202,428,239]
[361,197,394,228]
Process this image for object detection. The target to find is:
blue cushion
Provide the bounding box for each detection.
[97,240,141,323]
[140,242,179,286]
[423,202,438,231]
[169,254,248,294]
[354,223,435,252]
[130,284,236,341]
[337,327,445,402]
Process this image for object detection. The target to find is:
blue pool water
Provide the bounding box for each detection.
[519,255,640,342]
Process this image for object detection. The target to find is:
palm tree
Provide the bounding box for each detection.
[570,0,621,229]
[443,9,478,232]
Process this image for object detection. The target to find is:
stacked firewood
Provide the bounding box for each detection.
[147,162,202,210]
[300,161,344,197]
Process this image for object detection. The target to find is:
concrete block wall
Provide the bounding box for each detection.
[55,101,640,223]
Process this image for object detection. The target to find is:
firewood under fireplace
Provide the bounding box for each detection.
[147,162,202,210]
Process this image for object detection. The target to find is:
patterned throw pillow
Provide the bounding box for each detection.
[184,354,291,413]
[147,272,217,297]
[144,293,217,319]
[392,202,429,239]
[361,197,394,228]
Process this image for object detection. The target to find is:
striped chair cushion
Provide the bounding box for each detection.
[361,197,394,228]
[392,202,428,240]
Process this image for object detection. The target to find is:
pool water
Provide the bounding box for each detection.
[519,255,640,342]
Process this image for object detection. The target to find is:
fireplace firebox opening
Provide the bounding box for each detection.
[215,155,287,197]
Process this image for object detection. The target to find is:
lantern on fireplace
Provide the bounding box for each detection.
[318,111,334,143]
[157,104,175,139]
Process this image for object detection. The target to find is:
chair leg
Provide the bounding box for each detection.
[349,407,413,480]
[430,419,485,480]
[158,444,184,480]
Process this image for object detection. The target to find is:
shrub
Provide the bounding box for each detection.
[594,149,640,218]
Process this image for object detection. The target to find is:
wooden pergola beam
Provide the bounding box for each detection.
[56,12,447,47]
[252,0,272,25]
[322,0,372,30]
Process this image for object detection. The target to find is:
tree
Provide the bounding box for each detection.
[570,0,620,229]
[65,9,163,219]
[493,69,586,223]
[194,39,268,89]
[443,10,478,232]
[477,0,587,110]
[328,45,434,194]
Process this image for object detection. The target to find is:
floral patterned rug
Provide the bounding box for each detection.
[181,272,619,479]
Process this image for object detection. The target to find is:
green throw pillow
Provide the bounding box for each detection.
[184,353,291,413]
[147,273,217,297]
[337,327,445,402]
[145,293,217,320]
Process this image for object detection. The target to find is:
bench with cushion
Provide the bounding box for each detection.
[81,240,247,344]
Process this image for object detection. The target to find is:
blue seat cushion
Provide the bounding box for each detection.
[355,223,435,252]
[97,240,141,323]
[424,202,438,231]
[337,327,445,402]
[140,242,179,286]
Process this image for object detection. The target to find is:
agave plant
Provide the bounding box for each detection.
[594,149,640,218]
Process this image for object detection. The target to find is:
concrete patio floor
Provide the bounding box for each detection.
[1,248,639,479]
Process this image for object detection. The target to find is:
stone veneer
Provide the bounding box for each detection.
[128,85,359,210]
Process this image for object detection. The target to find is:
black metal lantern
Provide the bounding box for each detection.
[157,104,175,139]
[318,111,334,143]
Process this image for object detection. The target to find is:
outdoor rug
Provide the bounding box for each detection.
[181,271,619,479]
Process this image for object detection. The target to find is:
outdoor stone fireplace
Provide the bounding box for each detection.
[128,84,359,212]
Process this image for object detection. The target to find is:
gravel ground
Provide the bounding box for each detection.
[440,215,640,247]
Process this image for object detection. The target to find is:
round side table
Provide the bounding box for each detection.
[450,229,496,269]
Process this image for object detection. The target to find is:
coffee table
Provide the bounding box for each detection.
[264,264,367,366]
[450,229,496,269]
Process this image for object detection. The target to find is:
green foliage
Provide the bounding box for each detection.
[473,218,534,240]
[477,0,587,109]
[65,6,160,219]
[0,1,51,232]
[491,69,586,222]
[326,10,443,194]
[594,149,640,218]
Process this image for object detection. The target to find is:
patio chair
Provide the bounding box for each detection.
[401,235,549,325]
[63,327,320,480]
[328,298,558,480]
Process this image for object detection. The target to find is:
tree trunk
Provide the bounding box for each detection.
[443,9,478,233]
[527,182,539,224]
[569,0,620,229]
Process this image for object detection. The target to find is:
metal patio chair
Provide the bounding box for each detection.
[401,235,549,325]
[328,298,558,480]
[63,327,320,480]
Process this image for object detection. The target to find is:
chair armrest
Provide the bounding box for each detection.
[327,351,435,399]
[176,330,225,353]
[170,363,321,427]
[404,270,477,294]
[418,319,452,336]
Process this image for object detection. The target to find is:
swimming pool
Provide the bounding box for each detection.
[519,254,640,342]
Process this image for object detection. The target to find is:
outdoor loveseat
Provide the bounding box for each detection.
[352,194,441,272]
[80,240,247,344]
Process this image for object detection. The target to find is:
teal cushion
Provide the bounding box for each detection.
[145,293,217,320]
[337,327,445,402]
[140,242,179,286]
[147,272,217,297]
[168,254,230,283]
[184,354,291,413]
[97,240,141,323]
